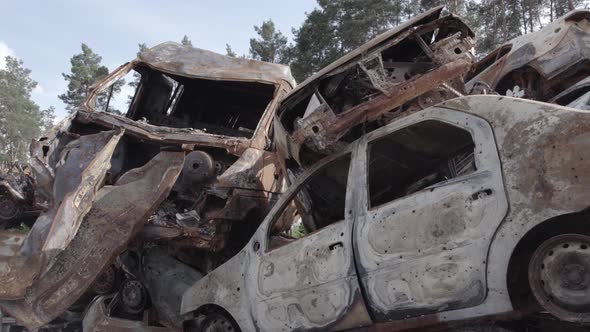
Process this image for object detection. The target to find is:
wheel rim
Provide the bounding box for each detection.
[529,234,590,323]
[203,314,235,332]
[92,265,116,294]
[121,280,147,314]
[0,196,20,221]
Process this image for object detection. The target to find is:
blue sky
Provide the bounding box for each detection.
[0,0,316,121]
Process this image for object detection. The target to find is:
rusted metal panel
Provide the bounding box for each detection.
[290,59,472,151]
[217,148,283,191]
[0,130,123,301]
[83,296,180,332]
[466,9,590,101]
[0,163,40,226]
[75,110,249,156]
[274,8,474,166]
[0,151,184,330]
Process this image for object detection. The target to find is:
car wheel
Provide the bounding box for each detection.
[199,313,240,332]
[528,233,590,324]
[0,194,21,224]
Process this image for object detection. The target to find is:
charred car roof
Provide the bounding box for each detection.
[137,42,296,86]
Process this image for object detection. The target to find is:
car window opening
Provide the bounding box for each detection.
[368,120,476,208]
[268,154,351,250]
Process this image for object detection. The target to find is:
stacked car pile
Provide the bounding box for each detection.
[0,6,589,332]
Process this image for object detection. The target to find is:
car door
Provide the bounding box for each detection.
[252,150,372,331]
[352,109,508,321]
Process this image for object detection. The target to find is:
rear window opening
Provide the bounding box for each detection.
[125,66,276,138]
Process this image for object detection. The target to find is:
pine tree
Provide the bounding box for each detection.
[181,35,193,46]
[288,0,405,81]
[249,20,288,63]
[40,106,56,133]
[0,56,45,166]
[59,43,123,113]
[288,8,339,81]
[225,44,237,57]
[127,43,148,105]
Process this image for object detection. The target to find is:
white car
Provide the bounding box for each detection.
[181,95,590,331]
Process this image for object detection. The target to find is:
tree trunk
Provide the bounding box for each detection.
[568,0,575,10]
[521,0,528,33]
[527,0,534,32]
[492,0,498,48]
[499,0,506,42]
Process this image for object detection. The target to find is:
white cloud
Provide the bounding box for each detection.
[0,41,16,70]
[32,83,51,97]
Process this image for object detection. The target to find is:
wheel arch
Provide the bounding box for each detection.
[506,208,590,309]
[183,303,242,332]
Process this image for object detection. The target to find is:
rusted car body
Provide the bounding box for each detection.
[465,9,590,102]
[0,43,294,330]
[0,164,41,227]
[181,95,590,331]
[274,6,475,167]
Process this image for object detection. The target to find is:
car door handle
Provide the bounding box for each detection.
[329,242,343,250]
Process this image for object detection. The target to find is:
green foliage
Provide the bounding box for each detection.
[0,56,48,166]
[287,0,404,81]
[249,19,288,63]
[225,44,237,57]
[40,106,56,133]
[127,43,148,105]
[59,43,123,113]
[283,0,590,82]
[290,222,307,239]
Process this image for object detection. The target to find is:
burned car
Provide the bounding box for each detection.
[0,42,294,330]
[0,163,40,228]
[465,9,590,102]
[181,94,590,331]
[274,6,475,167]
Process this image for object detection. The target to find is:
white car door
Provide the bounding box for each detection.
[251,151,372,331]
[352,109,508,321]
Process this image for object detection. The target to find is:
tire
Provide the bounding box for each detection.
[0,194,21,226]
[528,233,590,324]
[185,312,241,332]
